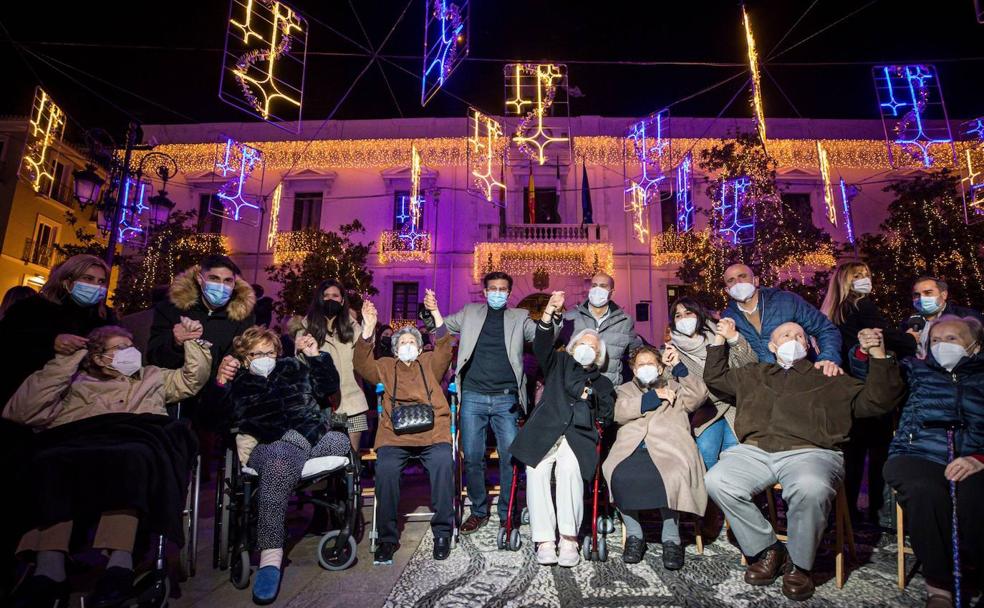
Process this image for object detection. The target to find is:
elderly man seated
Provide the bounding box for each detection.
[702,321,905,601]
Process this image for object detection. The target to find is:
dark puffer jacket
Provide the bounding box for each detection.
[888,351,984,466]
[219,354,340,445]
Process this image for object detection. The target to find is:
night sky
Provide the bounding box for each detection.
[1,1,982,140]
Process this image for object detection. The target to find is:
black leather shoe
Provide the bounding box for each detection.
[12,575,69,608]
[433,536,452,560]
[460,514,489,535]
[373,542,398,565]
[662,541,685,571]
[85,566,135,608]
[622,536,646,564]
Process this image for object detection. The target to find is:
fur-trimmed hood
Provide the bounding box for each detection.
[167,266,256,322]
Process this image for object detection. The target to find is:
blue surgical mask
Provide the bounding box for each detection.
[202,280,233,308]
[917,295,941,315]
[486,291,508,310]
[70,281,107,307]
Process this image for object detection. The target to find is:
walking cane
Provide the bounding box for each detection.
[924,419,965,608]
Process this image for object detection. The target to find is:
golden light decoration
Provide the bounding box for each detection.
[467,107,506,202]
[651,230,711,266]
[135,232,230,299]
[742,6,767,150]
[507,63,570,165]
[378,229,432,263]
[472,242,614,282]
[266,181,284,248]
[273,230,317,265]
[409,144,423,228]
[816,141,837,226]
[390,318,418,331]
[627,182,650,244]
[961,148,984,224]
[20,87,66,193]
[777,245,837,279]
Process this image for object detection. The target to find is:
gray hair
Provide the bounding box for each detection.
[391,326,424,352]
[566,328,607,367]
[930,315,984,345]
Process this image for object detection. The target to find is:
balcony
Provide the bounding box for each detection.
[478,223,608,242]
[22,238,58,268]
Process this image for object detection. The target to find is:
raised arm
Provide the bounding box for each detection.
[533,291,566,372]
[162,339,213,404]
[793,291,843,365]
[352,298,382,386]
[3,349,87,427]
[426,326,454,380]
[851,328,907,418]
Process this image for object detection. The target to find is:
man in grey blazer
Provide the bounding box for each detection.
[426,271,558,534]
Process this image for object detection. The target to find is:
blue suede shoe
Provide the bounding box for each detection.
[252,566,282,605]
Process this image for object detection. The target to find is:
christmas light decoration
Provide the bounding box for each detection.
[816,141,837,226]
[777,244,837,279]
[266,181,284,248]
[472,242,614,282]
[505,63,570,165]
[220,0,307,132]
[273,230,317,264]
[742,6,766,150]
[626,182,650,244]
[716,176,755,245]
[961,149,984,224]
[212,138,264,225]
[625,109,670,208]
[651,229,708,266]
[19,87,66,193]
[963,117,984,144]
[379,229,432,263]
[467,107,506,204]
[839,178,858,244]
[872,64,955,168]
[421,0,468,106]
[116,177,151,247]
[409,144,423,228]
[134,232,230,303]
[675,152,695,233]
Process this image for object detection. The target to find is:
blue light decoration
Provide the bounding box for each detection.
[115,177,151,247]
[421,0,469,106]
[675,152,694,233]
[872,64,956,168]
[625,108,670,209]
[220,0,308,133]
[962,116,984,143]
[211,138,265,226]
[839,178,858,245]
[716,176,755,245]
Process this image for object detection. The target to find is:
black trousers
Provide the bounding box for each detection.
[843,413,893,520]
[884,454,984,587]
[375,442,454,544]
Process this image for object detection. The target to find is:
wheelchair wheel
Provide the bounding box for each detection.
[520,507,530,526]
[496,526,508,550]
[216,452,234,570]
[230,550,251,590]
[318,530,358,571]
[597,537,608,562]
[131,569,171,608]
[597,516,615,535]
[508,528,522,551]
[581,537,592,561]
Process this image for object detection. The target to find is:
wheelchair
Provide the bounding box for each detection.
[212,429,363,591]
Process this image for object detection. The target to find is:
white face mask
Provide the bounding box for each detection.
[775,340,808,368]
[931,342,969,371]
[397,343,420,363]
[635,364,659,385]
[109,347,142,377]
[249,356,276,378]
[852,278,873,294]
[573,344,597,366]
[588,286,610,308]
[727,282,756,302]
[674,317,699,336]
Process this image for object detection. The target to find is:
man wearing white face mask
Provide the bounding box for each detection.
[702,322,905,601]
[561,272,643,386]
[721,264,844,378]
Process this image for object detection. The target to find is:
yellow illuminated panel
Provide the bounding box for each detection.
[230,0,303,120]
[962,149,984,222]
[378,230,432,263]
[505,63,533,115]
[510,64,569,165]
[20,88,66,193]
[473,242,614,282]
[409,144,423,228]
[266,181,284,248]
[627,182,650,244]
[816,141,837,226]
[468,108,506,202]
[743,7,766,150]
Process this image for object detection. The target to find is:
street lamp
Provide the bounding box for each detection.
[138,152,179,226]
[72,164,105,206]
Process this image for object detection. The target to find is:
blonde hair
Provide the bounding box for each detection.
[820,261,869,325]
[232,326,283,360]
[42,254,111,317]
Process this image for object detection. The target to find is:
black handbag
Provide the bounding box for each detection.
[389,360,435,435]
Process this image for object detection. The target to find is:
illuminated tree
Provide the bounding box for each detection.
[266,220,378,319]
[858,170,984,323]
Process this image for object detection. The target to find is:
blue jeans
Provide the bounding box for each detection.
[460,391,519,521]
[696,417,738,470]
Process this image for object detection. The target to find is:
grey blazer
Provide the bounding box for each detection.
[444,303,558,412]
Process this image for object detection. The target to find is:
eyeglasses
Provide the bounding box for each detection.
[247,351,277,359]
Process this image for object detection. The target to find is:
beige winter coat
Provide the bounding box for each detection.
[601,374,710,516]
[290,317,369,417]
[4,340,212,429]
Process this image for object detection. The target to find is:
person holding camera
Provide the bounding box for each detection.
[354,295,456,566]
[906,276,983,359]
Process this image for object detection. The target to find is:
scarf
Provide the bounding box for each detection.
[670,322,716,362]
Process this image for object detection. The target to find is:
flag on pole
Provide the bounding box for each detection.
[527,169,536,224]
[581,160,593,224]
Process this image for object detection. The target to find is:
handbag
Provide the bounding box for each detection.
[389,360,435,435]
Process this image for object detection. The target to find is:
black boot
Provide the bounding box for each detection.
[622,536,646,564]
[85,567,135,608]
[662,541,685,571]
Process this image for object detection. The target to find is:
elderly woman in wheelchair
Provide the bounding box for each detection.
[4,325,210,608]
[214,326,351,604]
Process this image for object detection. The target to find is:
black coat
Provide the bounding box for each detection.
[510,321,615,480]
[219,354,340,445]
[837,296,917,363]
[0,295,115,408]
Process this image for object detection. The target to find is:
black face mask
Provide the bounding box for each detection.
[322,299,343,318]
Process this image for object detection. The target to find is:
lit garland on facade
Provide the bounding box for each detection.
[872,64,955,168]
[651,230,709,266]
[467,107,506,203]
[961,149,984,224]
[20,87,66,193]
[816,141,837,226]
[378,230,432,263]
[266,181,284,248]
[742,6,766,150]
[142,137,974,172]
[506,63,569,165]
[777,244,837,280]
[409,144,423,228]
[273,230,317,265]
[472,242,614,282]
[135,232,230,299]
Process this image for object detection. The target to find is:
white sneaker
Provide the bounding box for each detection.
[558,539,580,568]
[536,541,558,565]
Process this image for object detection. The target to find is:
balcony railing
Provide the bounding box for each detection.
[479,223,608,242]
[22,238,58,268]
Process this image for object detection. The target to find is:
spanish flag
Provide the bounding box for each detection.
[527,170,536,224]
